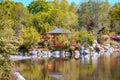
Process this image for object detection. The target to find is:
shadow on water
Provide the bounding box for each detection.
[15,54,120,80]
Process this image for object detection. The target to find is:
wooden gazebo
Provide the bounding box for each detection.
[47,28,71,47]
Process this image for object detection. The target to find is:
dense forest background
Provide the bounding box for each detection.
[0,0,120,79]
[0,0,120,49]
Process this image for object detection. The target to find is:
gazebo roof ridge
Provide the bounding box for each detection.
[47,27,72,34]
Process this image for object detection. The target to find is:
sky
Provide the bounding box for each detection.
[13,0,120,6]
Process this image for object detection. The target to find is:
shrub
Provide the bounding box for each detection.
[69,31,94,46]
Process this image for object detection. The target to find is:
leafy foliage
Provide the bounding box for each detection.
[49,0,77,29]
[110,3,120,20]
[57,35,70,49]
[18,27,40,49]
[28,0,51,14]
[28,0,77,31]
[77,1,110,31]
[0,38,20,80]
[0,19,14,39]
[109,3,120,32]
[69,31,94,46]
[0,0,120,79]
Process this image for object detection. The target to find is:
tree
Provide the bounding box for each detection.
[0,0,15,19]
[0,2,20,78]
[13,2,29,38]
[18,27,40,49]
[0,38,20,80]
[109,3,120,32]
[110,3,120,21]
[32,12,50,33]
[27,0,52,33]
[69,31,94,47]
[0,19,14,39]
[0,1,29,38]
[27,0,51,14]
[27,0,77,33]
[77,0,110,31]
[49,0,77,29]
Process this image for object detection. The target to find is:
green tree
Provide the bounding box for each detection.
[0,1,29,38]
[13,2,29,38]
[18,27,40,49]
[0,0,15,19]
[69,31,94,47]
[109,3,120,32]
[27,0,77,33]
[77,0,110,31]
[0,38,20,80]
[110,3,120,20]
[0,19,20,79]
[49,0,77,29]
[33,12,50,33]
[27,0,52,33]
[0,19,14,39]
[28,0,51,14]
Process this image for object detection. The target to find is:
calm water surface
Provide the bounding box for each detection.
[15,54,120,80]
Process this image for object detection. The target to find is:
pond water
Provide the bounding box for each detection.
[15,54,120,80]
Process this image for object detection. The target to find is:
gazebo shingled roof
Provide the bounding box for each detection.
[47,28,71,34]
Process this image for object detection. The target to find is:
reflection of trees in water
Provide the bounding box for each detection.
[83,55,120,80]
[52,59,64,73]
[16,60,52,80]
[91,55,110,80]
[16,55,120,80]
[60,55,120,80]
[111,55,120,80]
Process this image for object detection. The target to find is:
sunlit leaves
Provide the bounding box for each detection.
[109,3,120,32]
[33,12,50,33]
[27,0,77,31]
[77,1,110,31]
[18,27,40,49]
[57,35,70,49]
[110,3,120,20]
[14,2,28,20]
[0,38,20,55]
[0,19,14,40]
[69,31,94,46]
[28,0,51,14]
[0,0,15,19]
[0,37,20,79]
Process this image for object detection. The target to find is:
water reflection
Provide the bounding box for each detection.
[15,54,120,80]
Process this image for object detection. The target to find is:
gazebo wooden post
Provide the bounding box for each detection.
[54,34,56,47]
[54,34,58,48]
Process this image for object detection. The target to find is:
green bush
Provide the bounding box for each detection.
[69,31,94,46]
[0,38,20,80]
[18,26,40,49]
